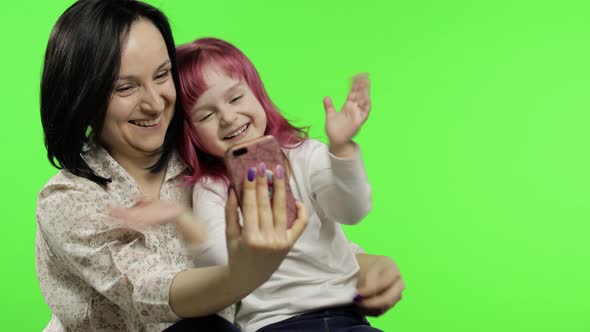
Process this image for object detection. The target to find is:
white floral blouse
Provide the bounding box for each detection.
[35,146,196,331]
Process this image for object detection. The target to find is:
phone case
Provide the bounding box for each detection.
[224,135,297,228]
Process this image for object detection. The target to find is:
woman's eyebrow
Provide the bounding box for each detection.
[116,59,171,81]
[154,59,172,72]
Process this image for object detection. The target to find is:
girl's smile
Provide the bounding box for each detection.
[190,64,267,157]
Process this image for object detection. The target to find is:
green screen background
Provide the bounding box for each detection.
[2,0,589,330]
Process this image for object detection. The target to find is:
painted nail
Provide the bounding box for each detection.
[247,167,256,182]
[353,294,363,302]
[258,162,266,177]
[227,185,232,196]
[267,172,274,199]
[275,164,284,179]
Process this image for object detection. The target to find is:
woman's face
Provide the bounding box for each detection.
[100,19,176,163]
[190,64,267,158]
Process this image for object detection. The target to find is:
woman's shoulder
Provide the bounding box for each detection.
[39,170,105,201]
[37,170,110,226]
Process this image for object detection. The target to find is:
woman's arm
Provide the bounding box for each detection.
[39,164,307,322]
[354,253,405,316]
[37,182,186,322]
[171,165,308,317]
[111,164,308,318]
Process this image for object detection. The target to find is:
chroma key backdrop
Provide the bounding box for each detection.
[1,0,589,331]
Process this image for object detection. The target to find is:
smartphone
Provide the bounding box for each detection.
[224,135,297,228]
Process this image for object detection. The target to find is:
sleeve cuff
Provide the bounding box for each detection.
[349,241,366,254]
[134,266,183,322]
[328,143,367,180]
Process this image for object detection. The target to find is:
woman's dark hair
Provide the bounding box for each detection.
[41,0,184,185]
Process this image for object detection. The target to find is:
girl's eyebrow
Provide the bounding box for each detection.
[192,104,210,113]
[193,81,245,113]
[223,81,243,98]
[193,99,218,114]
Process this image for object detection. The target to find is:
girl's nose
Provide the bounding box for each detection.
[219,108,238,126]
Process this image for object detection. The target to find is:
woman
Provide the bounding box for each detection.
[35,1,404,331]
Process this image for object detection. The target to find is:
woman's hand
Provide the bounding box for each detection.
[354,254,405,316]
[169,163,308,318]
[108,196,206,245]
[225,163,308,288]
[324,73,371,158]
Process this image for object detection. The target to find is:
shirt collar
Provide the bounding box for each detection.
[82,144,188,184]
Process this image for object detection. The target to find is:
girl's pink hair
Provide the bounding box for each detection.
[176,37,307,185]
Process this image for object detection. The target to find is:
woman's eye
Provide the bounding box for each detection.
[115,85,134,94]
[230,95,243,103]
[155,70,170,80]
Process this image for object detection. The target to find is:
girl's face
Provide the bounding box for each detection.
[191,64,267,158]
[100,19,176,163]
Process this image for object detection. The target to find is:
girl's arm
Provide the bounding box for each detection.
[187,182,233,267]
[306,74,373,225]
[307,141,372,225]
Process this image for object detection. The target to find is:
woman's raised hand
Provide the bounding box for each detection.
[108,195,206,245]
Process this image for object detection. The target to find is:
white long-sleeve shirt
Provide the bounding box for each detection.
[191,139,372,332]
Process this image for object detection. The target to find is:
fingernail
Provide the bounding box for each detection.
[267,173,274,199]
[247,167,256,181]
[275,164,284,179]
[353,294,363,302]
[227,185,232,196]
[258,162,266,177]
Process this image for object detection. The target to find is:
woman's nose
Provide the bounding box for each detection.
[140,85,166,113]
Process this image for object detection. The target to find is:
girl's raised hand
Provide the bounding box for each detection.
[323,73,371,157]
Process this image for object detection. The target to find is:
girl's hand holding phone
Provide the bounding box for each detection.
[323,73,371,158]
[225,162,308,290]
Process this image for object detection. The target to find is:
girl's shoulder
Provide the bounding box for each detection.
[285,138,328,161]
[192,177,227,202]
[286,138,326,154]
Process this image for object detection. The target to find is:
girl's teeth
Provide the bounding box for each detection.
[226,124,247,139]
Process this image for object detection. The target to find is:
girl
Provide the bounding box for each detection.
[176,38,378,332]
